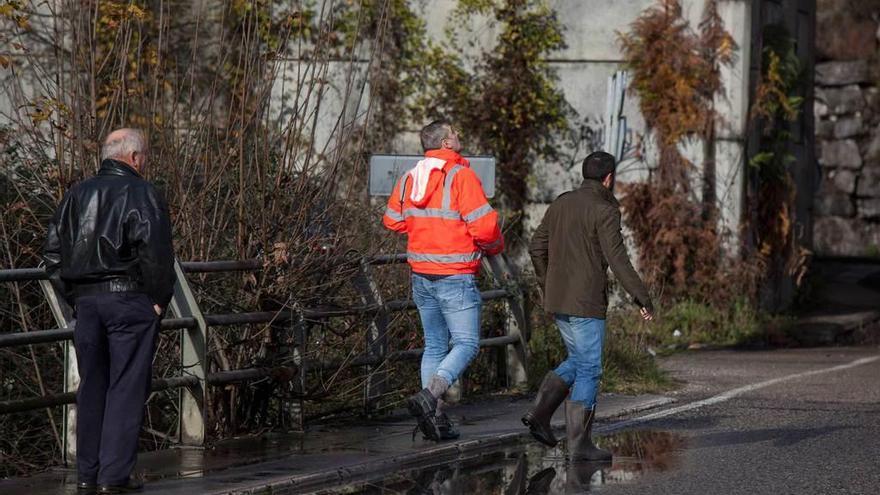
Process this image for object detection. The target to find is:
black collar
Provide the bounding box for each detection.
[98,159,142,178]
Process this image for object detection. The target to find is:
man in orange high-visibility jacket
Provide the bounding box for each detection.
[383,120,504,442]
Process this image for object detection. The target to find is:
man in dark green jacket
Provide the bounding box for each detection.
[522,151,654,462]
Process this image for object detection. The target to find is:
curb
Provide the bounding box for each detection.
[222,395,676,494]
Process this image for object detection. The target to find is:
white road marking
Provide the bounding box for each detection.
[600,355,880,433]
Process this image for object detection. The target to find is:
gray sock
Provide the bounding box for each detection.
[426,375,450,399]
[435,398,446,417]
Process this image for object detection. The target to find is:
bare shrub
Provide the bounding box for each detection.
[0,0,447,473]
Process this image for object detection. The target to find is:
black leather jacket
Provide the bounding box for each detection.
[42,159,175,307]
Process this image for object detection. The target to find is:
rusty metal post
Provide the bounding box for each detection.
[284,304,306,431]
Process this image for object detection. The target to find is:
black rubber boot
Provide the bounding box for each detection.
[407,388,441,441]
[564,460,611,493]
[565,400,612,462]
[526,467,558,494]
[521,371,570,447]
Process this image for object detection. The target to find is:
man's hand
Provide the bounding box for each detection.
[640,307,654,321]
[153,304,162,316]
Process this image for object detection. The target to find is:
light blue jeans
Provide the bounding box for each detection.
[552,315,606,408]
[412,273,482,387]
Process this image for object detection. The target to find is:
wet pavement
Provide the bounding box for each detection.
[310,430,685,494]
[5,258,879,495]
[0,393,673,494]
[318,347,880,495]
[317,347,880,495]
[616,347,880,495]
[3,348,879,494]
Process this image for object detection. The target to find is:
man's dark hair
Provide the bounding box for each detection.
[582,151,616,181]
[420,120,452,151]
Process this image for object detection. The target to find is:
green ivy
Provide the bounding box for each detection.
[749,23,803,181]
[417,0,571,232]
[318,0,572,230]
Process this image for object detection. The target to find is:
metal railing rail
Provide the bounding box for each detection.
[0,290,513,348]
[0,252,529,464]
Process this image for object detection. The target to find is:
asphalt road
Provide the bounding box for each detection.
[312,347,880,495]
[589,347,880,495]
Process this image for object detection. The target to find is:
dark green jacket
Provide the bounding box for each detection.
[529,180,653,319]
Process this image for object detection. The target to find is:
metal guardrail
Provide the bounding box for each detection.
[0,268,46,282]
[0,291,510,347]
[0,260,263,282]
[0,252,529,464]
[0,318,196,347]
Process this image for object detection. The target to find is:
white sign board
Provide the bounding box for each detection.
[369,155,496,198]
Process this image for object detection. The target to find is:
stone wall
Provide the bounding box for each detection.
[813,1,880,257]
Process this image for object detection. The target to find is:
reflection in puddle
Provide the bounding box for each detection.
[601,429,685,481]
[310,430,684,494]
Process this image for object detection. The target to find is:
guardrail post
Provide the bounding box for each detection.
[352,260,388,414]
[168,260,207,446]
[39,280,77,465]
[283,304,306,431]
[483,254,529,388]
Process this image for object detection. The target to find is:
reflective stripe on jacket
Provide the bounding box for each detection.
[382,154,504,275]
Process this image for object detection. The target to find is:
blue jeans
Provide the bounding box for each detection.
[412,273,482,387]
[552,315,606,408]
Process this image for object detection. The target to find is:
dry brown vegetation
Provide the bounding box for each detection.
[0,0,572,476]
[588,0,817,383]
[0,0,424,475]
[617,0,753,303]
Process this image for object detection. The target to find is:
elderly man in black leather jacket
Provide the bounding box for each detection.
[43,128,174,494]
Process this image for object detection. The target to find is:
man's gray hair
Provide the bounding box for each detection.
[420,120,452,151]
[101,128,147,161]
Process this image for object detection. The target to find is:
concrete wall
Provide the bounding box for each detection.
[0,1,57,131]
[262,1,828,283]
[1,1,818,267]
[410,1,757,253]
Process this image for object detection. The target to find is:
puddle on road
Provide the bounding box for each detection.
[308,430,685,494]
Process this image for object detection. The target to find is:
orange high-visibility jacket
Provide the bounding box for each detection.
[382,150,504,275]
